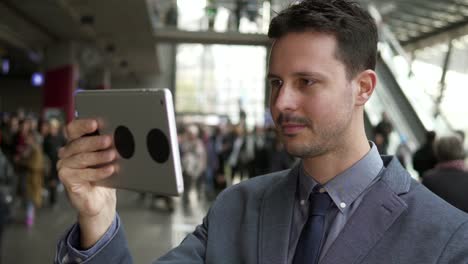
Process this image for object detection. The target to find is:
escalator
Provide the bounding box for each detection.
[365,55,427,149]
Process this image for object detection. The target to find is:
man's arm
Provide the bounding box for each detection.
[437,220,468,263]
[55,214,133,264]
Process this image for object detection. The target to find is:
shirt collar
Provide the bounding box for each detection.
[298,142,384,213]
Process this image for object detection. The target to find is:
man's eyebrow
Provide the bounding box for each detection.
[292,71,325,78]
[267,72,326,79]
[267,73,281,79]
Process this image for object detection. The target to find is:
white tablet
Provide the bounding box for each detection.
[74,88,184,196]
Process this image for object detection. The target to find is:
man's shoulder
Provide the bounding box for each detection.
[402,179,468,226]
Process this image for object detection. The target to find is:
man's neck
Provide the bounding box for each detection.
[302,136,371,185]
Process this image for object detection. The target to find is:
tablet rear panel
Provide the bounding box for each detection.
[75,88,184,196]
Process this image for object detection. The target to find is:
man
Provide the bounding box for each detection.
[423,135,468,213]
[55,1,468,263]
[412,130,438,178]
[373,112,393,155]
[43,119,66,207]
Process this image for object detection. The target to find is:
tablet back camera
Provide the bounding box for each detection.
[114,125,135,159]
[147,128,170,163]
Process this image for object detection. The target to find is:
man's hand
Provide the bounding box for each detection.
[57,119,118,249]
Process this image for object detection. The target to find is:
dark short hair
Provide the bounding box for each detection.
[434,135,466,162]
[268,0,378,79]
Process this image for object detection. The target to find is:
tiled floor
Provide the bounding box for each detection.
[1,189,210,263]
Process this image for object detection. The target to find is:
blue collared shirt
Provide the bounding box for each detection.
[287,142,384,263]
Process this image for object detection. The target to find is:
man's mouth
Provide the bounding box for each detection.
[281,123,306,135]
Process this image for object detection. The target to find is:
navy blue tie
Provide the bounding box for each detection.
[293,187,332,264]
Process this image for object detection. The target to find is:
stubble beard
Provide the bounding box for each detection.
[280,127,337,158]
[280,112,354,159]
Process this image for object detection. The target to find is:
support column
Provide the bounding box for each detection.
[264,45,273,127]
[435,39,453,118]
[264,45,271,109]
[43,42,78,123]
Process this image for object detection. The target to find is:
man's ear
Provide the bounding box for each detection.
[354,70,377,106]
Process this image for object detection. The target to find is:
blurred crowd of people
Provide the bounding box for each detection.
[1,107,466,239]
[0,109,66,231]
[414,131,468,213]
[176,120,295,207]
[372,112,468,214]
[137,118,295,212]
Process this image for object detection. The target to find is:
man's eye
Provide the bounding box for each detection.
[301,79,315,86]
[269,79,283,89]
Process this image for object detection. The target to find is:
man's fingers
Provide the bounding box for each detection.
[66,119,98,141]
[60,149,117,170]
[59,165,115,187]
[59,135,112,159]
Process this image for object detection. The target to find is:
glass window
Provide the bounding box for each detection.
[176,44,267,128]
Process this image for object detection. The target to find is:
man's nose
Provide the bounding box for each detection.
[273,85,299,112]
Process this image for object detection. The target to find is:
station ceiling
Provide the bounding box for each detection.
[360,0,468,49]
[2,0,468,77]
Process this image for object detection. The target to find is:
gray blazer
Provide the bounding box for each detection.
[89,156,468,263]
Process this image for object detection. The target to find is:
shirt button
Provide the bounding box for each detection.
[340,202,347,209]
[300,200,305,205]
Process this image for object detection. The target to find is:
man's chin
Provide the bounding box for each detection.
[284,142,326,158]
[284,143,309,157]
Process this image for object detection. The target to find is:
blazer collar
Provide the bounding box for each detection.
[380,155,412,195]
[321,156,412,264]
[257,156,412,264]
[258,164,299,264]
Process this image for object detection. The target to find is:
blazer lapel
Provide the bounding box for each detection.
[321,158,411,264]
[258,165,299,264]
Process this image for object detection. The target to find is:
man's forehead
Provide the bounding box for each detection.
[269,32,338,60]
[268,34,343,75]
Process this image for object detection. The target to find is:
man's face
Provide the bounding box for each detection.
[268,32,358,158]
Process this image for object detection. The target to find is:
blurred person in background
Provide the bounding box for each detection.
[16,108,25,122]
[395,134,412,168]
[202,126,219,200]
[40,119,50,139]
[181,125,207,204]
[43,119,66,207]
[21,132,45,227]
[251,125,270,177]
[13,119,32,203]
[28,115,43,145]
[1,115,19,163]
[412,131,438,179]
[0,131,14,241]
[0,113,11,158]
[455,130,467,158]
[228,125,248,183]
[423,135,468,213]
[373,112,393,155]
[164,0,178,27]
[214,123,233,192]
